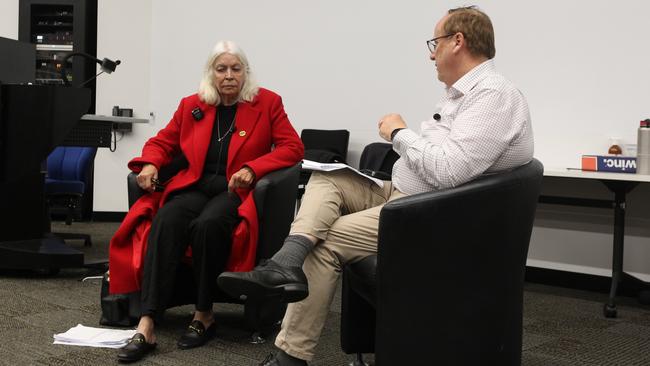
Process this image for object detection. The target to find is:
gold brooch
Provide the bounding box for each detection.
[239,130,246,137]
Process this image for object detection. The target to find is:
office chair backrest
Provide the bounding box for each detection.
[300,129,350,163]
[47,146,97,182]
[359,142,399,176]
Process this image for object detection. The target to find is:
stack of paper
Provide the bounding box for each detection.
[53,324,136,348]
[301,159,384,187]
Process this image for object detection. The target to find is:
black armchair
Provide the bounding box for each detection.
[341,159,544,366]
[102,162,299,339]
[298,129,350,201]
[357,142,399,180]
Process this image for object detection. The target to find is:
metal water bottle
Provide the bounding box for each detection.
[637,119,650,174]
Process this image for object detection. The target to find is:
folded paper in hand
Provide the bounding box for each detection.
[301,159,384,187]
[53,324,136,348]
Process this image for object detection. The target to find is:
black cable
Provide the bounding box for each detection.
[61,52,98,86]
[60,52,120,86]
[78,70,105,87]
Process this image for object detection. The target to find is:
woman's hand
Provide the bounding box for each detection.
[228,166,256,192]
[136,164,159,192]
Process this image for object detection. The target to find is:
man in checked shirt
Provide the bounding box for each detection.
[219,6,534,366]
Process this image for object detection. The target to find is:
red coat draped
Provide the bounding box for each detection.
[109,88,303,294]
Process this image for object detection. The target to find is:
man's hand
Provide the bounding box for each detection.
[378,113,407,142]
[228,166,256,192]
[136,164,159,192]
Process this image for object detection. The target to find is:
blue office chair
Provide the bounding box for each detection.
[45,146,97,246]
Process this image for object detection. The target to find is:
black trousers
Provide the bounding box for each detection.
[140,175,241,317]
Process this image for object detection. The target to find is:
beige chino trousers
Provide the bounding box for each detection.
[275,169,406,360]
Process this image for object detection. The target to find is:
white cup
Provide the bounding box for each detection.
[624,143,637,157]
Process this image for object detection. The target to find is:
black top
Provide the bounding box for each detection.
[203,103,238,176]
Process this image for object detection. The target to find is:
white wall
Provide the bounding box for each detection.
[148,0,650,171]
[2,0,649,278]
[93,0,153,212]
[0,0,18,39]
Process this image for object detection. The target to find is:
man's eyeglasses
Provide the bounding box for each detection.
[426,33,455,53]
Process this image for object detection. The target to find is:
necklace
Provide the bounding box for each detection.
[216,109,236,143]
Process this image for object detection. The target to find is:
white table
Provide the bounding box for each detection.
[544,168,650,183]
[540,168,650,317]
[81,114,149,124]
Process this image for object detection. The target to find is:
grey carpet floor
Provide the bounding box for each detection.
[0,221,649,365]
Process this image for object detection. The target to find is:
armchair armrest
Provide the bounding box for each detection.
[127,155,189,208]
[253,163,300,261]
[127,172,145,208]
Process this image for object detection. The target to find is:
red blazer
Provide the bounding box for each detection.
[109,88,303,294]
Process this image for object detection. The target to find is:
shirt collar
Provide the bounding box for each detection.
[446,59,495,99]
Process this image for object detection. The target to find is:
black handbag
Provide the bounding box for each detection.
[99,272,140,327]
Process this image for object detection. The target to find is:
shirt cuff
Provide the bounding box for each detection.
[392,129,419,155]
[390,128,405,141]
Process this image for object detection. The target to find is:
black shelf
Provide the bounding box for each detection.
[19,0,97,112]
[34,23,74,29]
[34,13,74,17]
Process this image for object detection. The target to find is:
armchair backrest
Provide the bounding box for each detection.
[46,146,97,183]
[359,142,399,175]
[375,159,544,366]
[300,129,350,164]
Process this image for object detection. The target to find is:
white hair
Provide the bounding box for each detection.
[198,40,259,105]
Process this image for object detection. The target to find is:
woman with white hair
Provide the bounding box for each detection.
[110,40,304,362]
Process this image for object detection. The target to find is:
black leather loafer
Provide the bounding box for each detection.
[177,320,216,349]
[117,333,156,363]
[259,351,308,366]
[218,260,308,303]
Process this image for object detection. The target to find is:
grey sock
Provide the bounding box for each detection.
[271,234,314,268]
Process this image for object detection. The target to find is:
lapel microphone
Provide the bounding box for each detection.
[191,107,204,121]
[433,113,441,121]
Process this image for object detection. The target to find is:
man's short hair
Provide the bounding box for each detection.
[444,6,496,59]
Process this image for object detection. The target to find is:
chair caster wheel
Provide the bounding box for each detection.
[603,303,617,318]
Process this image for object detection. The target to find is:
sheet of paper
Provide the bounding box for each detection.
[53,324,136,349]
[301,159,385,187]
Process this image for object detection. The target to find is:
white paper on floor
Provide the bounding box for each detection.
[53,324,136,349]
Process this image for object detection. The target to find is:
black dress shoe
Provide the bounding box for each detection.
[218,260,308,303]
[117,333,156,363]
[259,351,308,366]
[177,320,216,349]
[259,353,280,366]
